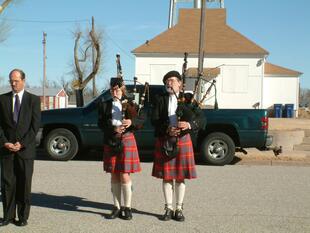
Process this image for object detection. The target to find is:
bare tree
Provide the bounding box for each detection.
[299,88,310,107]
[58,75,70,93]
[0,0,13,42]
[0,0,13,14]
[0,75,5,86]
[0,20,10,43]
[71,18,102,107]
[0,0,21,43]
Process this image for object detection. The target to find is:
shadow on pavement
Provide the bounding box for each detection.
[31,192,111,215]
[131,208,162,219]
[27,192,160,218]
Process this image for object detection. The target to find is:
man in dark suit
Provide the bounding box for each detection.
[0,69,41,227]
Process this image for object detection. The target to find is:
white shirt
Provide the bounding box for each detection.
[168,93,178,127]
[12,89,24,113]
[111,99,122,126]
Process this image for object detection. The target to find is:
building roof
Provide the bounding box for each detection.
[132,8,268,56]
[0,86,67,96]
[264,62,302,77]
[186,67,220,80]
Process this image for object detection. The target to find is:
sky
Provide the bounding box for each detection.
[0,0,310,91]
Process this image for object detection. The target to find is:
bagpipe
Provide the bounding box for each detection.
[108,54,148,152]
[115,54,149,129]
[170,53,204,134]
[172,52,219,127]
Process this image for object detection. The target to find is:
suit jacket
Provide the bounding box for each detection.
[151,92,206,137]
[0,91,41,159]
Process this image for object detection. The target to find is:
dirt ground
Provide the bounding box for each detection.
[269,117,310,130]
[235,148,310,164]
[298,108,310,119]
[235,117,310,164]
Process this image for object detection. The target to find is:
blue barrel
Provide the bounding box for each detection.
[284,104,294,118]
[274,104,283,118]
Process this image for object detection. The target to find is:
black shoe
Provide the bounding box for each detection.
[160,208,174,221]
[15,219,28,227]
[174,209,185,222]
[106,208,121,219]
[122,207,132,220]
[0,218,15,227]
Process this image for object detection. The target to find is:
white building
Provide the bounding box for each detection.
[263,63,301,113]
[132,8,302,116]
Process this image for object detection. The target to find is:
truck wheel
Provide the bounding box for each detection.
[200,132,235,165]
[44,128,79,161]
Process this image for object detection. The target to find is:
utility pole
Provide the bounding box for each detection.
[42,32,47,110]
[197,0,206,101]
[91,16,97,97]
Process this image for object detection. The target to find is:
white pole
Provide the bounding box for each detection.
[194,0,201,8]
[168,0,175,28]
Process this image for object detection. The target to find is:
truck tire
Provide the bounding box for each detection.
[44,128,79,161]
[200,132,235,165]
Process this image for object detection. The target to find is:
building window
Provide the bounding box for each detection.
[49,96,53,109]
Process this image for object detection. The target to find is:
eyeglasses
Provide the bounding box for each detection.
[9,79,22,84]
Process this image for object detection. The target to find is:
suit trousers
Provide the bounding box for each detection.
[1,154,34,221]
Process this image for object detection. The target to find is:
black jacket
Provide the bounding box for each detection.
[0,91,41,159]
[151,93,206,137]
[97,98,145,144]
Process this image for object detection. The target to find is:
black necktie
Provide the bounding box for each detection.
[13,94,20,125]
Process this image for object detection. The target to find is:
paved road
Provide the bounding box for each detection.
[0,159,310,233]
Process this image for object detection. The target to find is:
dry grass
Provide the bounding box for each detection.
[298,108,310,119]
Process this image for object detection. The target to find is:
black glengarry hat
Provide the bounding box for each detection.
[162,70,182,84]
[110,77,124,88]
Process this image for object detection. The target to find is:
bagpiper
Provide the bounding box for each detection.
[151,70,205,221]
[98,77,143,220]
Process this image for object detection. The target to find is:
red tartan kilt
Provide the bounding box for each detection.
[103,132,141,173]
[152,133,197,180]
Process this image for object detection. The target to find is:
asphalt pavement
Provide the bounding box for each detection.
[0,158,310,233]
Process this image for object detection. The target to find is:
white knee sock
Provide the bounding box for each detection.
[162,180,174,210]
[111,182,121,209]
[122,181,132,208]
[175,181,186,210]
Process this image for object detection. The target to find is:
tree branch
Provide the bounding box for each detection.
[74,31,83,86]
[78,44,92,62]
[80,30,101,89]
[0,0,13,14]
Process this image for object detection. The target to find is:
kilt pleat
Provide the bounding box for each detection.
[103,132,141,173]
[152,133,197,180]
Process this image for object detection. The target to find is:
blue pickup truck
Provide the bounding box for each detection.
[37,85,273,165]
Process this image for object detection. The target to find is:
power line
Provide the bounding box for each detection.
[104,31,135,61]
[1,17,135,63]
[0,18,89,23]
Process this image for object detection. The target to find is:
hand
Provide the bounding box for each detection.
[14,142,23,151]
[122,119,132,128]
[167,126,181,137]
[4,142,19,152]
[178,121,190,131]
[114,126,125,134]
